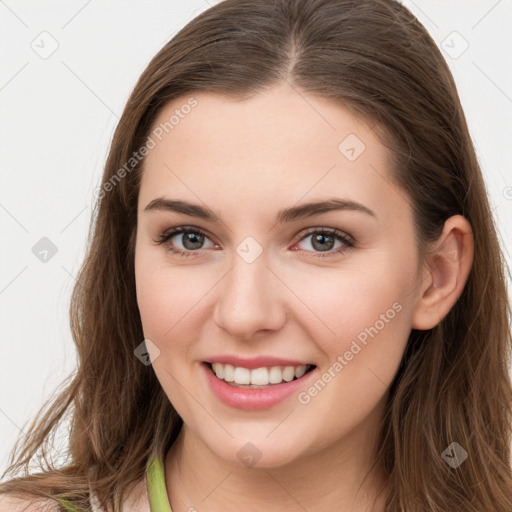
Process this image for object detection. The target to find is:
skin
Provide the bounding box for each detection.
[134,82,473,512]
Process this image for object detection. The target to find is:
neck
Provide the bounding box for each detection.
[164,406,389,512]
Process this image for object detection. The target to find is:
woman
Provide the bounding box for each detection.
[1,0,511,510]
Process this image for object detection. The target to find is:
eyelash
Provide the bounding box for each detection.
[154,226,355,259]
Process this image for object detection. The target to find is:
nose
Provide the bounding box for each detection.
[213,249,287,341]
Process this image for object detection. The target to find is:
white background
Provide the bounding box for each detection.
[1,0,511,474]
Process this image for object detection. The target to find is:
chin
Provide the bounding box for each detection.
[205,434,309,469]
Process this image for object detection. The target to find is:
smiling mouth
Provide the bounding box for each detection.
[205,362,316,388]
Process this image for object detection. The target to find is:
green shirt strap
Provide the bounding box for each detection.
[147,456,173,512]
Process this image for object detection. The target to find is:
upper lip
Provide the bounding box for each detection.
[204,355,314,369]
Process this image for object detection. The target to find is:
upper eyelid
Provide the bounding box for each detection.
[158,225,216,243]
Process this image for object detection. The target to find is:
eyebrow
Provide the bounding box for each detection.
[143,197,376,223]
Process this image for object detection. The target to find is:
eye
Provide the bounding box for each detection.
[154,226,217,258]
[292,227,355,259]
[154,226,355,259]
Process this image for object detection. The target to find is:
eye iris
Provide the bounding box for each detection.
[311,233,334,251]
[183,232,204,250]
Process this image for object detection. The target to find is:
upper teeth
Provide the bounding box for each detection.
[211,363,310,385]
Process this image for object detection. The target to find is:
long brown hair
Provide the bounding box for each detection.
[2,0,511,510]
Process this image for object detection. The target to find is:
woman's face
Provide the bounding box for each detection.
[135,82,424,467]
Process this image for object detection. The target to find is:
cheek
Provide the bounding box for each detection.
[286,254,417,411]
[136,271,183,340]
[290,255,415,347]
[290,263,414,436]
[135,253,214,353]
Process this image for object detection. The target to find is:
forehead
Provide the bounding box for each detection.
[138,83,404,222]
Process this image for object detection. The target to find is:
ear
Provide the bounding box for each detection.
[412,215,474,330]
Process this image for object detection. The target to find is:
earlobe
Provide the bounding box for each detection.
[412,215,474,331]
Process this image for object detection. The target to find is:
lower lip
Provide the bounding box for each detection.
[202,363,316,411]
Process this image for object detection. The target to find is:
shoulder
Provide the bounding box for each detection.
[90,475,149,512]
[118,474,150,512]
[0,493,61,512]
[0,474,149,512]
